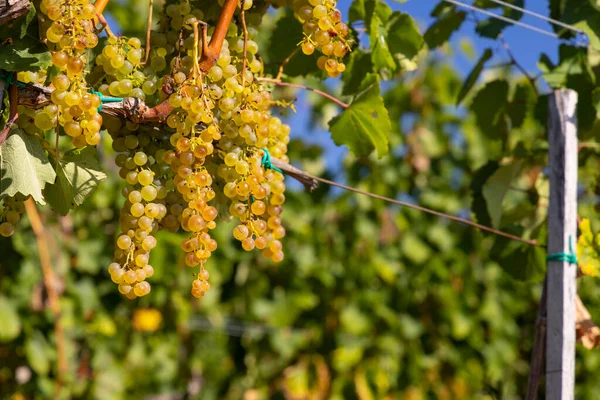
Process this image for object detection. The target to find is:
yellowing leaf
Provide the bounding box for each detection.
[577,218,600,277]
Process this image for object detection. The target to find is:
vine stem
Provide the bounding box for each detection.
[240,1,248,89]
[258,78,349,109]
[272,157,542,247]
[24,198,67,395]
[0,79,19,145]
[142,0,154,65]
[198,0,238,72]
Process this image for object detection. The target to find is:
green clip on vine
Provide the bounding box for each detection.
[260,148,283,174]
[89,89,123,112]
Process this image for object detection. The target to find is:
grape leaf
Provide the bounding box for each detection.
[0,4,52,72]
[482,162,522,229]
[538,45,591,89]
[342,49,374,96]
[475,0,524,38]
[387,12,424,61]
[577,218,600,277]
[368,5,396,74]
[456,48,493,105]
[508,83,537,129]
[0,129,56,204]
[490,228,546,281]
[0,296,21,342]
[329,74,391,157]
[44,147,107,215]
[349,0,365,22]
[470,161,500,227]
[470,79,510,138]
[424,6,466,49]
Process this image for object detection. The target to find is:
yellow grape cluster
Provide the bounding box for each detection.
[96,36,149,100]
[109,127,172,298]
[0,195,27,238]
[34,0,103,147]
[149,2,291,297]
[293,0,351,77]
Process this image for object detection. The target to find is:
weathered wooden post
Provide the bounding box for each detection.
[546,89,578,400]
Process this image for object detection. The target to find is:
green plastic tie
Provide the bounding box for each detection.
[547,236,578,265]
[90,89,123,112]
[260,148,283,174]
[0,73,27,88]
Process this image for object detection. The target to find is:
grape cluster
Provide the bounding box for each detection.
[35,0,102,147]
[96,36,149,100]
[108,128,172,298]
[293,0,351,78]
[0,195,26,238]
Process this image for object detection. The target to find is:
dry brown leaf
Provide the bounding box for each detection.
[576,295,600,349]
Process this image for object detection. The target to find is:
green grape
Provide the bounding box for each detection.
[0,222,14,237]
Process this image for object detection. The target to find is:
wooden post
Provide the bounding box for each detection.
[546,89,578,400]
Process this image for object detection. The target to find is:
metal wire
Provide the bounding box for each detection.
[443,0,561,40]
[487,0,585,35]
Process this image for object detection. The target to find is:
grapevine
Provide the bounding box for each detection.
[1,0,352,299]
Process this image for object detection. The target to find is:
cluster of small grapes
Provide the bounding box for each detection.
[164,146,219,298]
[107,127,172,298]
[148,1,206,76]
[0,195,27,238]
[293,0,351,78]
[96,36,150,100]
[34,0,102,147]
[221,150,286,262]
[213,23,289,262]
[163,73,222,298]
[42,0,99,50]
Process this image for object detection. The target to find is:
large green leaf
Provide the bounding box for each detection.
[0,129,56,204]
[508,82,537,129]
[456,48,493,105]
[490,230,547,281]
[470,79,510,138]
[0,4,52,72]
[342,49,374,96]
[329,74,391,157]
[387,12,424,62]
[0,296,21,342]
[44,147,107,215]
[538,45,592,89]
[474,0,524,38]
[349,0,366,22]
[424,6,466,49]
[367,2,396,74]
[482,162,523,229]
[470,161,500,227]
